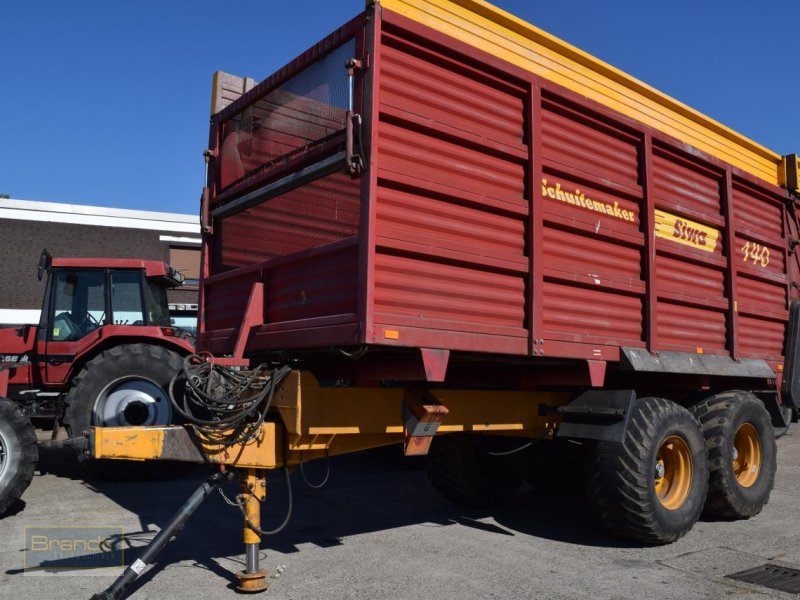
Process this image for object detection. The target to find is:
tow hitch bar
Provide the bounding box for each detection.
[89,471,232,600]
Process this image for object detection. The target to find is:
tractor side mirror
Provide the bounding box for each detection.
[37,248,52,281]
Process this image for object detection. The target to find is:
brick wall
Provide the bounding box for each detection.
[0,220,197,309]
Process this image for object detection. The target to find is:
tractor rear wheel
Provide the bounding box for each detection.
[586,397,708,544]
[0,398,38,515]
[427,433,526,508]
[62,343,183,437]
[692,391,777,519]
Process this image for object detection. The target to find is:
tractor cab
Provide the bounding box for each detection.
[36,250,185,345]
[0,251,193,426]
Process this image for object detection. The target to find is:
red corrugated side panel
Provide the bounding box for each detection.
[369,22,530,354]
[538,91,645,350]
[200,5,792,375]
[200,16,368,355]
[367,8,791,371]
[732,181,788,363]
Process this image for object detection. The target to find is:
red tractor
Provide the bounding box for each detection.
[0,250,195,512]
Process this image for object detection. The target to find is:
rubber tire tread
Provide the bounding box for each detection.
[692,391,777,519]
[62,343,183,437]
[427,434,525,508]
[0,398,38,515]
[586,397,708,545]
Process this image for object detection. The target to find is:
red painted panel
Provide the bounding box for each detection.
[737,273,787,317]
[375,183,526,263]
[655,254,725,300]
[656,301,727,354]
[542,281,643,344]
[373,253,526,337]
[217,171,360,270]
[378,120,525,202]
[652,147,723,222]
[204,270,261,332]
[738,315,785,360]
[267,247,359,323]
[380,33,525,149]
[732,182,784,241]
[541,95,641,192]
[542,226,642,289]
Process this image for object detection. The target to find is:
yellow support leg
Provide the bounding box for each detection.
[236,469,269,593]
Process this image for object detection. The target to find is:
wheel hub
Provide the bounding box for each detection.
[654,435,693,510]
[0,428,9,481]
[94,378,172,427]
[732,423,762,488]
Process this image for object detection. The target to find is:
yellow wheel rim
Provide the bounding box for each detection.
[654,435,693,510]
[733,423,762,488]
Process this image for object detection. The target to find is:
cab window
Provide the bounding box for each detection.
[146,281,172,327]
[111,270,145,325]
[50,270,107,341]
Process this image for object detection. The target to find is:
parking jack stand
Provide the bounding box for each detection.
[236,468,269,593]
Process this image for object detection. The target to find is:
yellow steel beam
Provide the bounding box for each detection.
[92,423,282,470]
[379,0,785,186]
[273,371,565,436]
[92,371,568,469]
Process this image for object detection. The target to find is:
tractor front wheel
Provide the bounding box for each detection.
[0,398,38,515]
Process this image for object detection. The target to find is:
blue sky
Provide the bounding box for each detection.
[2,1,797,214]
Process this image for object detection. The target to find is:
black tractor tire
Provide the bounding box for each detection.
[586,397,708,545]
[692,391,777,519]
[525,440,588,496]
[62,343,184,438]
[427,433,526,508]
[773,406,793,440]
[0,398,38,515]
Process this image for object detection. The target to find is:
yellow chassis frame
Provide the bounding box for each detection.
[91,371,567,468]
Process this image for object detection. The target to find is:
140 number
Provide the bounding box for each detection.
[741,241,770,267]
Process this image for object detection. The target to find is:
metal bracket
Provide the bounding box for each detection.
[403,390,449,456]
[556,390,636,444]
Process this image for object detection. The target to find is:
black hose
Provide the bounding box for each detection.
[168,355,291,447]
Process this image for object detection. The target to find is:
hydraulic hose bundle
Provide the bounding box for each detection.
[169,353,292,446]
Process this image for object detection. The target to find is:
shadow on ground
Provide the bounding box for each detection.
[10,444,639,594]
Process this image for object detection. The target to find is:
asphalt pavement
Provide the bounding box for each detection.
[1,431,799,599]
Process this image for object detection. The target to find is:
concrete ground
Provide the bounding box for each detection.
[1,432,799,600]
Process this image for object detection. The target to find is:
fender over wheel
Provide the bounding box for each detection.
[692,391,777,519]
[586,397,708,544]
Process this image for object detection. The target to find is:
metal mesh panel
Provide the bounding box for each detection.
[217,170,361,270]
[218,40,355,191]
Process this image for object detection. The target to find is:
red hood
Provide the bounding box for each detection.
[0,324,36,357]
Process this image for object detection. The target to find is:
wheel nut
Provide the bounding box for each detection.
[654,462,665,479]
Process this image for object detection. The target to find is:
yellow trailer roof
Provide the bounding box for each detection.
[379,0,792,188]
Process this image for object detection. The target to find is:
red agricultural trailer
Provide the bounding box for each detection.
[84,1,800,597]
